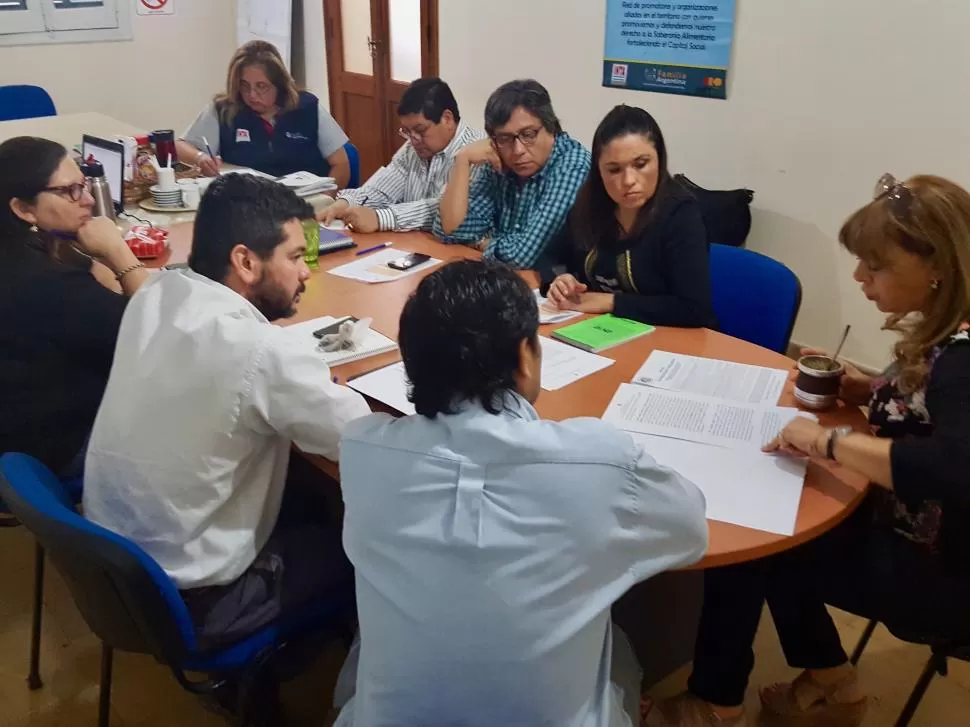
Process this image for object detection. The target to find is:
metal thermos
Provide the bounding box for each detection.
[80,160,116,220]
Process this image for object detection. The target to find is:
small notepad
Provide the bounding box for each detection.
[551,315,655,353]
[287,316,398,367]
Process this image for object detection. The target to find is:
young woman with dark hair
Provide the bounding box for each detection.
[541,104,716,328]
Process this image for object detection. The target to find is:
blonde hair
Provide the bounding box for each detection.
[839,175,970,393]
[214,41,300,124]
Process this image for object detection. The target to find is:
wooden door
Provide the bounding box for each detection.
[323,0,438,181]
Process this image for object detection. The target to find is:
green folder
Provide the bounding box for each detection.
[551,315,655,353]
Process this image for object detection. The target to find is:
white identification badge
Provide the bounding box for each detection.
[235,128,251,143]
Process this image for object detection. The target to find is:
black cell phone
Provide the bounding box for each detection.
[313,316,358,339]
[387,252,431,271]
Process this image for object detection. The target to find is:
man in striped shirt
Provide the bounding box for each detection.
[321,77,484,233]
[434,79,591,269]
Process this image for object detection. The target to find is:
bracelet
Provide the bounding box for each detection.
[115,262,145,281]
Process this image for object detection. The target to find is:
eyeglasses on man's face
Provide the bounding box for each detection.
[398,124,434,142]
[491,126,542,150]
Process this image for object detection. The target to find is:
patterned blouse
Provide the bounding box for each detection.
[868,323,970,568]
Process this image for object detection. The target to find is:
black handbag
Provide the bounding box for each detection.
[674,174,754,248]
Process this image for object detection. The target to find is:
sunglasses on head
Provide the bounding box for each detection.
[873,173,915,218]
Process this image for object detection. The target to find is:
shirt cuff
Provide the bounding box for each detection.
[375,208,395,231]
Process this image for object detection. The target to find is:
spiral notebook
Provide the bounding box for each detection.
[318,226,356,255]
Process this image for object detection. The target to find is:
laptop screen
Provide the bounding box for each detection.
[81,135,125,212]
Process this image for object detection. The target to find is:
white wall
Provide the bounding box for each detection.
[0,1,237,133]
[438,0,970,370]
[299,0,330,104]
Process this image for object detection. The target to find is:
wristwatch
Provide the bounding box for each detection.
[826,425,854,460]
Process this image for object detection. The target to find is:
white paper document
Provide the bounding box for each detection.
[602,383,803,451]
[327,248,441,284]
[348,362,416,415]
[533,290,583,325]
[629,433,806,536]
[539,336,615,391]
[633,351,788,406]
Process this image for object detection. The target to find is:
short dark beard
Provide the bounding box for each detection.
[250,274,303,321]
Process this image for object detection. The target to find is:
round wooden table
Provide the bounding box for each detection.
[160,225,869,568]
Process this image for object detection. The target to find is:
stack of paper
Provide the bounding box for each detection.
[538,336,614,391]
[604,352,810,535]
[276,170,338,197]
[633,351,788,405]
[345,336,615,415]
[348,362,416,415]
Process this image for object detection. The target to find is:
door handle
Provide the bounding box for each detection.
[367,36,379,58]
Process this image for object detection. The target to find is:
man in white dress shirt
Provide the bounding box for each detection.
[320,77,485,233]
[84,174,370,648]
[335,260,708,726]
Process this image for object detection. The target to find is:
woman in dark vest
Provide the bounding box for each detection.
[176,40,351,186]
[539,104,716,328]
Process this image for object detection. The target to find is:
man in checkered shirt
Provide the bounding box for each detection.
[434,79,591,269]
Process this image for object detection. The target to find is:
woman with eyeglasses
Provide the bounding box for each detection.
[176,40,351,186]
[648,175,970,727]
[540,105,717,328]
[0,136,148,475]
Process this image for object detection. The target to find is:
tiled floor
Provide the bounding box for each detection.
[3,524,969,726]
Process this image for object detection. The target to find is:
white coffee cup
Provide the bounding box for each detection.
[156,167,177,192]
[196,177,213,193]
[180,185,201,210]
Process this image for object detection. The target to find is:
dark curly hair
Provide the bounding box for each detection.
[399,259,539,417]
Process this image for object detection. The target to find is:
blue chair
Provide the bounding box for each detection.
[0,453,355,727]
[343,141,360,188]
[0,472,82,690]
[708,243,802,354]
[0,85,56,121]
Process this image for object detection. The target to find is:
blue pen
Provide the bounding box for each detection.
[201,135,216,162]
[355,241,393,256]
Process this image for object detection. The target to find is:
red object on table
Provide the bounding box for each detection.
[125,225,168,259]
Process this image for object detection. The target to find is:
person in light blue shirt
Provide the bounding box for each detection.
[334,259,708,727]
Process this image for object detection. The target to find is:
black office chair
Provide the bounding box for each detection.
[850,618,970,726]
[0,452,355,727]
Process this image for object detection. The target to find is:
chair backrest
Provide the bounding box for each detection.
[343,141,360,188]
[708,243,802,354]
[0,85,56,121]
[0,453,198,662]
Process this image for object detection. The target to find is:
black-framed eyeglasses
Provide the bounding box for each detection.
[41,182,88,202]
[874,173,915,219]
[491,126,542,150]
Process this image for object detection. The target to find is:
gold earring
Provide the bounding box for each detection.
[931,279,941,290]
